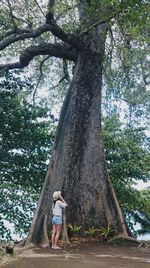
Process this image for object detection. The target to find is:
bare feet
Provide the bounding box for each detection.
[51,246,61,249]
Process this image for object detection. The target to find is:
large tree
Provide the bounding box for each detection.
[0,0,149,246]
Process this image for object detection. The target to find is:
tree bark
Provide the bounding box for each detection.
[25,25,128,246]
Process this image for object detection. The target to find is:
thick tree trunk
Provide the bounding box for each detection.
[25,22,128,246]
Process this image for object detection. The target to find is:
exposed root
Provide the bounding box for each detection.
[15,243,35,252]
[138,242,150,248]
[15,238,26,248]
[108,234,141,247]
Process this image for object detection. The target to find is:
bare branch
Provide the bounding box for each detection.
[6,0,17,29]
[107,26,116,62]
[47,0,55,14]
[140,61,150,86]
[80,18,115,37]
[45,0,80,48]
[10,13,32,27]
[49,75,67,91]
[48,59,71,94]
[62,59,71,82]
[0,43,77,70]
[6,0,31,28]
[0,21,79,51]
[34,0,46,18]
[0,29,17,41]
[0,0,79,52]
[32,55,50,105]
[0,25,47,51]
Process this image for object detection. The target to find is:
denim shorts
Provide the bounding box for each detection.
[52,215,62,225]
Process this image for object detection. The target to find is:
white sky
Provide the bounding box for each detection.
[133,180,150,190]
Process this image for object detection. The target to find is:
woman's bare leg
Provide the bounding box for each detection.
[51,224,57,248]
[54,224,62,248]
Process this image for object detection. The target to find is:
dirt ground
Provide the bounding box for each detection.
[1,240,150,268]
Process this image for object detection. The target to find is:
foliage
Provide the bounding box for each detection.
[126,189,150,236]
[133,210,150,236]
[102,114,150,235]
[103,0,150,129]
[98,225,115,240]
[84,227,98,237]
[67,223,82,236]
[139,190,150,218]
[104,116,150,180]
[0,72,56,242]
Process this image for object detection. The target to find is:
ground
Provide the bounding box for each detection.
[0,240,150,268]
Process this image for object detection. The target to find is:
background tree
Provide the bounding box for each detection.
[102,114,150,235]
[0,72,55,242]
[131,190,150,237]
[0,0,149,246]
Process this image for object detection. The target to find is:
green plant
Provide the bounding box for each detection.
[98,225,115,239]
[67,223,82,236]
[84,226,98,237]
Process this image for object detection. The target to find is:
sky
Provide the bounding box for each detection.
[133,180,150,190]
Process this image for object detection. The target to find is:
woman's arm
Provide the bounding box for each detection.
[59,195,68,206]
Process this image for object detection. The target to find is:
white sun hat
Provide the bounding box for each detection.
[53,191,61,200]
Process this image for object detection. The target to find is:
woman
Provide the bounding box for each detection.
[51,191,68,249]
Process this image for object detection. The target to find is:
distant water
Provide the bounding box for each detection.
[129,216,150,242]
[137,233,150,241]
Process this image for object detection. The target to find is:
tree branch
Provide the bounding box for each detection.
[47,0,55,14]
[6,0,17,29]
[79,16,113,36]
[0,0,80,54]
[0,21,79,51]
[48,59,71,92]
[62,59,71,82]
[0,1,79,51]
[0,25,46,51]
[34,0,46,18]
[32,55,51,105]
[0,43,77,70]
[6,0,31,28]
